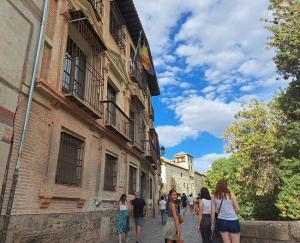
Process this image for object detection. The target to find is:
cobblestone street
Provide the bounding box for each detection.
[108,212,202,243]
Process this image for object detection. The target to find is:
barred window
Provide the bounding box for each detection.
[63,37,87,99]
[150,178,153,199]
[104,154,117,191]
[129,165,137,195]
[56,132,84,186]
[110,2,126,50]
[91,0,103,20]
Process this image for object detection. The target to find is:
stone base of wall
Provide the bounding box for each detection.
[0,207,158,243]
[0,210,118,243]
[240,221,300,243]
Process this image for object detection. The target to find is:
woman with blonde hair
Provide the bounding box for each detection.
[211,180,240,243]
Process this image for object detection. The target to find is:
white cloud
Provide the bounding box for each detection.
[202,86,216,94]
[240,85,255,92]
[158,95,241,147]
[155,125,198,147]
[158,76,178,87]
[194,153,231,173]
[134,0,290,149]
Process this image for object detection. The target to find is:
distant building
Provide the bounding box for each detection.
[194,171,205,196]
[161,152,204,196]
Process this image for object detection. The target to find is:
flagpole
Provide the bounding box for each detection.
[133,30,143,63]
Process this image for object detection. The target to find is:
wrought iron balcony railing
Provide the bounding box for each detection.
[103,101,131,140]
[62,55,104,119]
[144,140,160,167]
[129,118,146,152]
[130,60,143,87]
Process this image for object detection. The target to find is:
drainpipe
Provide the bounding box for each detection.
[0,1,49,242]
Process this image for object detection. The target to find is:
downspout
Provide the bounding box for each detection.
[0,1,49,242]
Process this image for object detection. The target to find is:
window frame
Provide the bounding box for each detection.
[149,177,153,199]
[55,131,85,187]
[128,165,137,195]
[103,153,117,191]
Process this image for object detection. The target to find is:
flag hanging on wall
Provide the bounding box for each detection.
[139,43,154,75]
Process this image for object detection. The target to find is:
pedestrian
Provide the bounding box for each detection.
[163,189,184,243]
[181,193,187,215]
[159,195,167,224]
[211,179,241,243]
[131,192,147,243]
[177,194,181,214]
[117,194,130,243]
[188,194,194,214]
[198,188,221,243]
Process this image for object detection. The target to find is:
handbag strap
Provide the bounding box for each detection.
[216,196,224,218]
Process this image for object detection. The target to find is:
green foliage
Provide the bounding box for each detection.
[266,0,300,79]
[205,98,299,220]
[204,0,300,221]
[224,100,281,196]
[276,158,300,219]
[205,156,256,219]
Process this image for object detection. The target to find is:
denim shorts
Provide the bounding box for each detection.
[134,217,145,227]
[216,218,240,233]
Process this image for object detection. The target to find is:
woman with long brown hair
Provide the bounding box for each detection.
[163,189,184,243]
[211,180,240,243]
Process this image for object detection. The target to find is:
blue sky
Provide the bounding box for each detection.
[133,0,290,173]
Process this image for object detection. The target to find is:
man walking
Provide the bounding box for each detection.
[181,193,187,215]
[188,194,194,214]
[159,196,167,224]
[131,192,147,243]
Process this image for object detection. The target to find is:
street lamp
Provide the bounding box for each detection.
[160,145,165,155]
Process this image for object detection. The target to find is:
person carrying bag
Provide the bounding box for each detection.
[211,180,241,243]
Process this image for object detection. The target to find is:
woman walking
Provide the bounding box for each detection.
[198,187,221,243]
[211,180,241,243]
[163,189,184,243]
[117,194,130,243]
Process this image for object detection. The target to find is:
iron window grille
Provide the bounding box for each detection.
[104,154,117,191]
[90,0,104,21]
[110,1,126,50]
[55,132,84,186]
[62,11,105,118]
[149,178,153,199]
[129,166,137,195]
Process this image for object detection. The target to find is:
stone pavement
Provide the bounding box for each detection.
[108,212,203,243]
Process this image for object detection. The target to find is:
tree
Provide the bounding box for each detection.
[224,100,282,196]
[266,0,300,80]
[276,158,300,219]
[266,0,300,220]
[205,156,256,219]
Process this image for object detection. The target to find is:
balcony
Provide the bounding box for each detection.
[144,140,159,166]
[103,101,131,140]
[89,0,104,22]
[145,128,160,168]
[130,118,145,152]
[110,1,126,50]
[130,60,143,88]
[62,58,104,119]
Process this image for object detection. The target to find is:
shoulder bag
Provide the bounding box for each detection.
[215,197,224,219]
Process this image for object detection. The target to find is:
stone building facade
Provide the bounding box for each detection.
[161,152,204,196]
[194,171,205,195]
[0,0,160,242]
